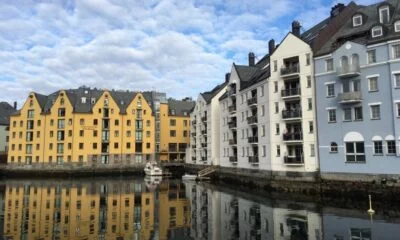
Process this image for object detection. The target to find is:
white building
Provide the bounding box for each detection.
[268,22,319,174]
[187,82,227,165]
[219,52,271,171]
[0,102,16,159]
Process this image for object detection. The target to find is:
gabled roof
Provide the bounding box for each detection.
[316,0,400,56]
[0,102,16,125]
[167,98,195,117]
[110,91,137,114]
[200,81,228,104]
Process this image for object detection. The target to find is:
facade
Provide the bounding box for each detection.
[315,0,400,178]
[159,98,194,162]
[187,82,228,165]
[7,87,161,165]
[0,102,16,160]
[219,54,271,171]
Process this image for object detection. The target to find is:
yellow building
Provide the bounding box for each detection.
[159,98,194,162]
[7,87,158,165]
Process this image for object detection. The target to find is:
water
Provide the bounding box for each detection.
[0,177,399,240]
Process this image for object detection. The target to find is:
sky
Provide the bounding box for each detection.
[0,0,381,106]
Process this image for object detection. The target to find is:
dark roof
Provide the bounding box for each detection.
[167,98,195,117]
[201,81,228,104]
[110,91,137,114]
[0,102,17,125]
[238,55,271,91]
[316,0,400,56]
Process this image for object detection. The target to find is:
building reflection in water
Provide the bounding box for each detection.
[2,179,400,240]
[1,178,190,240]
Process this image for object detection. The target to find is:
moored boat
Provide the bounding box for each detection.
[144,161,163,176]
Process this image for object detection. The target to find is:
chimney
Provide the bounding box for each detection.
[248,52,255,66]
[13,101,17,110]
[292,20,301,37]
[331,3,345,18]
[268,39,275,54]
[225,73,231,82]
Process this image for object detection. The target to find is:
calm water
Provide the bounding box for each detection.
[0,177,399,240]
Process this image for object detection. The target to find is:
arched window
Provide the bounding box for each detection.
[330,142,338,153]
[371,26,383,38]
[351,54,359,66]
[341,56,349,72]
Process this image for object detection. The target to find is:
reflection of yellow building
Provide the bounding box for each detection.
[160,99,194,162]
[7,87,194,165]
[158,181,191,240]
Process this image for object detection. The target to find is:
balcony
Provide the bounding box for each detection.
[191,132,196,136]
[283,132,303,142]
[282,110,302,120]
[201,157,207,162]
[284,156,304,165]
[338,91,362,104]
[229,139,237,145]
[201,116,207,122]
[281,88,301,99]
[280,64,300,78]
[247,116,258,125]
[247,97,258,107]
[229,156,237,163]
[337,63,360,78]
[248,156,259,164]
[192,157,196,161]
[201,143,207,148]
[228,121,237,129]
[191,145,196,149]
[228,88,236,96]
[248,136,258,144]
[201,129,207,135]
[228,105,237,114]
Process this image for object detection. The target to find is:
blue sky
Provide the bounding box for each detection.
[0,0,380,105]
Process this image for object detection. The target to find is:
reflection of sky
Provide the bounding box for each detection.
[0,0,381,105]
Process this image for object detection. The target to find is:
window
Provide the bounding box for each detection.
[274,82,278,92]
[373,141,383,155]
[79,143,84,149]
[127,120,131,126]
[370,105,380,120]
[326,84,335,97]
[309,121,313,133]
[353,14,362,26]
[328,109,336,122]
[393,45,400,59]
[261,105,265,116]
[396,103,400,117]
[368,76,378,91]
[371,26,383,38]
[114,142,119,149]
[276,145,280,157]
[306,53,310,65]
[367,50,376,64]
[394,73,400,87]
[326,58,333,72]
[170,119,176,126]
[330,142,338,153]
[354,107,363,121]
[345,142,365,162]
[387,140,396,154]
[308,98,312,110]
[115,120,119,126]
[27,110,34,118]
[80,130,84,137]
[170,130,176,137]
[275,123,280,135]
[93,143,97,149]
[80,119,84,125]
[274,102,279,114]
[379,6,389,24]
[273,60,277,72]
[310,144,315,156]
[343,108,352,121]
[307,76,311,88]
[395,20,400,32]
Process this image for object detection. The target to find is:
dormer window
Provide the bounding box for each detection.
[379,6,390,24]
[81,97,87,104]
[353,15,362,27]
[371,26,383,38]
[395,20,400,32]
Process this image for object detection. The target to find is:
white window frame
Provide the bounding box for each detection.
[395,20,400,32]
[393,45,400,59]
[387,140,396,155]
[343,108,352,122]
[326,83,335,97]
[330,142,338,153]
[345,141,366,163]
[373,141,383,155]
[396,103,400,118]
[327,108,337,123]
[394,73,400,88]
[371,26,383,38]
[379,6,389,24]
[369,103,381,120]
[367,75,379,92]
[352,15,362,27]
[367,49,376,64]
[325,58,333,72]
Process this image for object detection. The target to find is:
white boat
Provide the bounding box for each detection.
[144,175,162,190]
[182,174,197,181]
[144,162,163,176]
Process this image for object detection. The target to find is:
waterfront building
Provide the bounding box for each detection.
[7,87,158,165]
[187,82,228,165]
[0,102,17,162]
[159,98,195,162]
[219,54,271,171]
[314,0,400,179]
